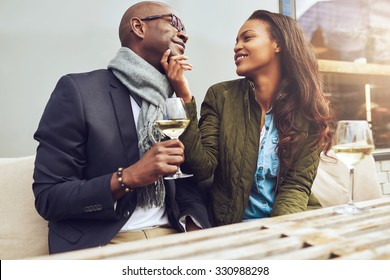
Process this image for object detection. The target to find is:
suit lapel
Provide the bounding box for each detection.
[109,76,140,166]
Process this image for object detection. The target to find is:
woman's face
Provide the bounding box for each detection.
[234,19,280,78]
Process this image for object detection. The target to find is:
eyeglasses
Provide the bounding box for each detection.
[139,13,186,33]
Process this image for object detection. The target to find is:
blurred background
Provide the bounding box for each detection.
[0,0,278,157]
[1,0,390,157]
[298,0,390,149]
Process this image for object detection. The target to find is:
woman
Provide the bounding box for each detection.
[163,10,333,226]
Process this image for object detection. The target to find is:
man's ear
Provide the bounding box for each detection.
[130,17,145,38]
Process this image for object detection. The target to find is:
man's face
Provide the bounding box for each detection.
[143,13,188,55]
[142,7,188,60]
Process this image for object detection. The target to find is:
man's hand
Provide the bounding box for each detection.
[126,139,184,186]
[110,139,185,200]
[160,49,193,103]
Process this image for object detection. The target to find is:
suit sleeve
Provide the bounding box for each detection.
[175,178,212,229]
[33,75,117,222]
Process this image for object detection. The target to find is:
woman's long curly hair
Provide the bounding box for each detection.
[248,10,333,167]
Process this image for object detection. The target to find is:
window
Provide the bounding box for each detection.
[296,0,390,149]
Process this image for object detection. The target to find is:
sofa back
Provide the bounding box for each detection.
[312,152,382,206]
[0,156,49,259]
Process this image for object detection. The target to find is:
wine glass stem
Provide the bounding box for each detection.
[348,167,355,205]
[176,167,184,175]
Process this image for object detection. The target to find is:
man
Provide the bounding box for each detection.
[33,1,210,254]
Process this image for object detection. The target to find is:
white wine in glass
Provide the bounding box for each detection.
[155,97,193,180]
[154,119,190,139]
[331,120,375,215]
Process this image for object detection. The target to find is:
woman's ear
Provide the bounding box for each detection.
[274,43,281,53]
[272,40,281,53]
[130,17,145,38]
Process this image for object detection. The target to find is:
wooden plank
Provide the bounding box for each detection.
[276,205,390,242]
[331,229,390,257]
[334,215,390,237]
[264,243,337,260]
[265,229,390,260]
[335,243,390,260]
[109,227,342,260]
[108,230,284,260]
[33,222,269,260]
[302,204,390,230]
[259,198,390,226]
[186,236,304,260]
[30,197,390,260]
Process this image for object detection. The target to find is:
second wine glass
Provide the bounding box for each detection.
[155,97,193,180]
[331,120,375,215]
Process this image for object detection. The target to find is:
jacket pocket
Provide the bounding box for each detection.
[49,221,84,244]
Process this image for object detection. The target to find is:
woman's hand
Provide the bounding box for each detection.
[160,49,193,103]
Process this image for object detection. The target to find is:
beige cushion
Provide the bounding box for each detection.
[312,151,383,207]
[0,156,48,259]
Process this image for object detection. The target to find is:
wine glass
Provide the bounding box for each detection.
[332,120,375,215]
[154,97,193,180]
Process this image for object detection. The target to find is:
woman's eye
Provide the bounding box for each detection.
[243,36,252,41]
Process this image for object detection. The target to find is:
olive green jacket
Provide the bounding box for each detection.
[181,78,322,226]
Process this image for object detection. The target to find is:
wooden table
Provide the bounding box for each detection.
[34,197,390,260]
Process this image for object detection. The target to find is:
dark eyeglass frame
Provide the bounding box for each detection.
[137,13,186,33]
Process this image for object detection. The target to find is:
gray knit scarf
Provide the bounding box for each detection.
[108,47,173,208]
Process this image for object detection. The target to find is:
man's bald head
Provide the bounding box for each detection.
[116,1,188,72]
[119,1,170,47]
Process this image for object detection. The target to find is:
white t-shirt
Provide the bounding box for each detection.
[120,96,169,232]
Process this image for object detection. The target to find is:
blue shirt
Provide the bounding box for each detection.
[243,111,279,220]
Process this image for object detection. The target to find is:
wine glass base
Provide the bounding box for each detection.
[333,204,367,215]
[164,173,193,180]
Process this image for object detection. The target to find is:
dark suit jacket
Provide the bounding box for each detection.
[33,69,210,254]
